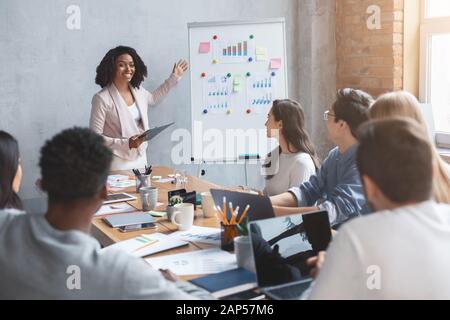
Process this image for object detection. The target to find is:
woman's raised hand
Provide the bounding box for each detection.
[172,59,189,77]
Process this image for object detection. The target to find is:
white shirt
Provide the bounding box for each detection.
[263,152,316,196]
[0,210,211,299]
[128,102,141,124]
[307,201,450,300]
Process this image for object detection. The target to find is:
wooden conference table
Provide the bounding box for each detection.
[91,166,227,281]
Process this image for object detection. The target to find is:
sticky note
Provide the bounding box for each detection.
[256,45,267,55]
[148,211,166,217]
[256,54,267,62]
[270,58,282,69]
[255,46,268,61]
[199,42,210,54]
[233,75,242,92]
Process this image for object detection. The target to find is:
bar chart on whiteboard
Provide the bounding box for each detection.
[213,38,255,64]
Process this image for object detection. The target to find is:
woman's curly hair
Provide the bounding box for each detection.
[95,46,148,88]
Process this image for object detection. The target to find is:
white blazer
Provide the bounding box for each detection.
[90,74,179,161]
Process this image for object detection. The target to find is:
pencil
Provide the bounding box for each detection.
[222,196,227,223]
[231,206,239,225]
[215,205,227,225]
[237,204,250,224]
[229,202,235,225]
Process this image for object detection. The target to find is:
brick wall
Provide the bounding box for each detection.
[336,0,404,97]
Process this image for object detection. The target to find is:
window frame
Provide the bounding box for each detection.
[420,0,450,136]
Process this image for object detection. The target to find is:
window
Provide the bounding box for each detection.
[420,0,450,134]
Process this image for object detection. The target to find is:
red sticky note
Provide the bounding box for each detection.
[270,58,282,69]
[199,42,211,54]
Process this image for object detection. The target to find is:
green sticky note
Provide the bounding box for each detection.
[148,211,166,217]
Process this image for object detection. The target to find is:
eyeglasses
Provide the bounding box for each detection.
[323,110,336,121]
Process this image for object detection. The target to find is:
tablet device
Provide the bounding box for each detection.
[138,122,175,142]
[103,193,137,204]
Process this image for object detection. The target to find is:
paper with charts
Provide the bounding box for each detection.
[102,233,188,258]
[169,226,221,245]
[146,248,237,276]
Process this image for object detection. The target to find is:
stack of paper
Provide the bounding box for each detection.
[103,233,188,258]
[107,175,135,189]
[145,248,237,276]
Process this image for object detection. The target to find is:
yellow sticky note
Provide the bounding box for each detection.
[256,45,267,55]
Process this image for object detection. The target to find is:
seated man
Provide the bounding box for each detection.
[0,127,211,299]
[270,88,373,226]
[307,118,450,299]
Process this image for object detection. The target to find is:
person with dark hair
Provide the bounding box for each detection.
[0,127,211,299]
[90,45,188,170]
[262,99,320,196]
[271,89,373,226]
[0,131,23,212]
[306,118,450,299]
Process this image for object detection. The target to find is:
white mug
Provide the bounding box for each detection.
[234,236,256,273]
[171,203,194,231]
[200,191,216,218]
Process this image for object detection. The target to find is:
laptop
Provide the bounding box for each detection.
[248,210,332,300]
[210,189,275,222]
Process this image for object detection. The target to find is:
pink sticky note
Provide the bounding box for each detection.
[270,58,282,69]
[199,42,211,54]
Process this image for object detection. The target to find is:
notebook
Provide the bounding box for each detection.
[190,268,257,299]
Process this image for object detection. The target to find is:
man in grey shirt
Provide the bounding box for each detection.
[0,127,211,299]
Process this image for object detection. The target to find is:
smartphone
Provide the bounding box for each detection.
[118,223,157,233]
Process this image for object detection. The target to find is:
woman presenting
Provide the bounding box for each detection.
[90,46,188,170]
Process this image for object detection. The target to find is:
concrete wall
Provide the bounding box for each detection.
[0,0,336,200]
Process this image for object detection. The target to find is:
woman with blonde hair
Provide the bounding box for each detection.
[370,91,450,203]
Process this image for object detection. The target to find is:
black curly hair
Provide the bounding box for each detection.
[95,46,148,88]
[39,127,112,203]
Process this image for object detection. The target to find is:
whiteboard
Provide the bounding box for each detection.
[188,18,288,161]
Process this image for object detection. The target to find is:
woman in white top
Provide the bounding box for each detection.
[0,131,23,213]
[263,99,320,196]
[90,46,188,170]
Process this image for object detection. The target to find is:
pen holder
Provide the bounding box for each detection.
[135,174,151,193]
[221,223,240,252]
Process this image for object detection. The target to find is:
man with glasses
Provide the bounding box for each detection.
[270,88,373,227]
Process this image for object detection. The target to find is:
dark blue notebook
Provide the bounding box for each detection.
[190,268,256,293]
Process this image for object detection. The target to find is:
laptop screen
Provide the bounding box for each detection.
[249,211,331,288]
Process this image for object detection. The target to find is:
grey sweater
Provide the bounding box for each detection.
[0,210,212,300]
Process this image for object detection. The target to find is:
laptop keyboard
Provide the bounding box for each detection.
[266,281,311,300]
